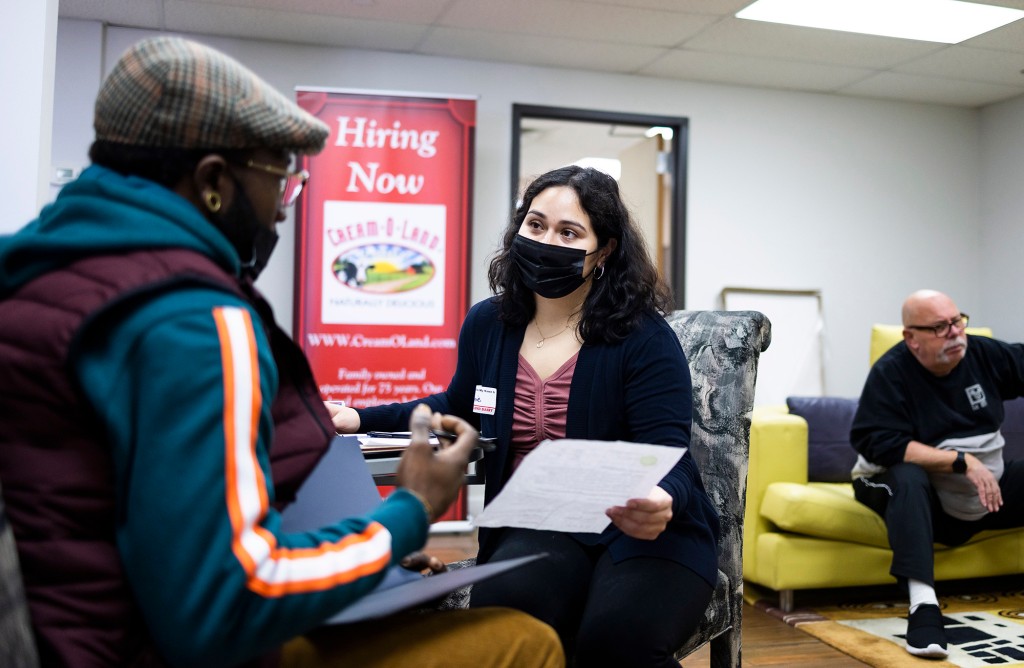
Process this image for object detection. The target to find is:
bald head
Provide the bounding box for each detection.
[902,290,957,327]
[901,289,967,376]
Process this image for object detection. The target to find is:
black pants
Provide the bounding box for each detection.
[468,528,713,668]
[853,460,1024,587]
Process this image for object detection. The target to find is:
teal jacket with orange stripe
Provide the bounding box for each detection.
[0,165,429,666]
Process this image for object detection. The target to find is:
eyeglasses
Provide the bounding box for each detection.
[906,314,970,338]
[242,159,310,208]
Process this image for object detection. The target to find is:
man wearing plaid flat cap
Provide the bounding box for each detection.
[0,36,561,668]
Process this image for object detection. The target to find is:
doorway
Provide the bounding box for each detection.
[510,104,689,307]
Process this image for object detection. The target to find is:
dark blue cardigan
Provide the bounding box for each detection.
[358,298,720,587]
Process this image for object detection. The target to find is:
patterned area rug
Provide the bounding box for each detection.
[748,587,1024,667]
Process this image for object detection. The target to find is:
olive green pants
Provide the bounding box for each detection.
[281,607,563,668]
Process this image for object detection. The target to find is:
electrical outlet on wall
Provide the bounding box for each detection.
[51,166,80,186]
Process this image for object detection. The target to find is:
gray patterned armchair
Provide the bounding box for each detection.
[440,310,771,668]
[0,481,40,668]
[667,309,771,667]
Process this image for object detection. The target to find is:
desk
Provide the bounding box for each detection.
[358,438,486,532]
[359,441,487,486]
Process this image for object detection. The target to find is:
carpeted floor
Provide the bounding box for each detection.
[747,585,1024,667]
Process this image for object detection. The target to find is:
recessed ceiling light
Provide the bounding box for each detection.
[736,0,1024,44]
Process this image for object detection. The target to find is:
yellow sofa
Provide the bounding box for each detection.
[743,323,1024,611]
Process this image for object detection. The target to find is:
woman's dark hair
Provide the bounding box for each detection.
[89,141,248,188]
[488,165,673,344]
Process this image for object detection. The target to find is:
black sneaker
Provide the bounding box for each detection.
[905,604,948,659]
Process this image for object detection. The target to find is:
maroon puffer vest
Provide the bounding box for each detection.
[0,248,333,667]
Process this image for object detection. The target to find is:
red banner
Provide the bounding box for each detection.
[294,90,475,523]
[294,89,475,409]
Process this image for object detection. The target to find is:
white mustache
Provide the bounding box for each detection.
[942,337,966,354]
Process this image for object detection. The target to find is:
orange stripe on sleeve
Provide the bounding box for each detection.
[212,306,393,598]
[214,308,254,574]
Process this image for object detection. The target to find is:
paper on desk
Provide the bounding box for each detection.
[357,434,439,451]
[474,439,685,534]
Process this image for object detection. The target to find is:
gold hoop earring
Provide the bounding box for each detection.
[204,191,222,213]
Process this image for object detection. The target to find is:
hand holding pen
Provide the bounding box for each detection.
[395,404,478,523]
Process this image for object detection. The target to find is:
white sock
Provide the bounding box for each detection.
[908,579,939,614]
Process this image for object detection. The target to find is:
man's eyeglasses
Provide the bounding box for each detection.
[906,314,970,338]
[242,160,310,208]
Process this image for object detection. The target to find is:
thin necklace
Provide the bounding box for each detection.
[534,318,573,349]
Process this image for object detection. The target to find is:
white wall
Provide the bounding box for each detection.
[49,22,1016,398]
[3,1,58,229]
[978,93,1024,344]
[50,20,104,203]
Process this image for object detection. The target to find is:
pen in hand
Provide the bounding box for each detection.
[430,430,497,452]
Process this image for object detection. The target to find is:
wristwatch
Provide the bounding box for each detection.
[952,451,967,474]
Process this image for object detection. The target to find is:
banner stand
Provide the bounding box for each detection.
[294,88,477,521]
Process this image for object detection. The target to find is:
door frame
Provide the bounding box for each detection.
[510,103,688,308]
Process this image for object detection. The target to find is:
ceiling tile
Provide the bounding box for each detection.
[57,0,165,25]
[640,49,872,92]
[684,17,946,69]
[839,72,1024,107]
[418,26,667,73]
[193,0,451,24]
[896,46,1024,87]
[962,16,1024,53]
[575,0,750,14]
[438,0,718,47]
[960,0,1024,9]
[165,1,429,50]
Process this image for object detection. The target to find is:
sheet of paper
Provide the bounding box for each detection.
[474,439,685,534]
[357,434,439,452]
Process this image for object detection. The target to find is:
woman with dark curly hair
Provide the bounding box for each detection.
[331,165,719,667]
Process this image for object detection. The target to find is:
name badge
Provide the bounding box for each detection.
[473,386,497,416]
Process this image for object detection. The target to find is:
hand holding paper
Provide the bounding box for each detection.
[606,484,674,540]
[474,439,685,534]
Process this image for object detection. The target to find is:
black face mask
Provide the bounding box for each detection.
[244,224,279,281]
[511,234,597,299]
[216,176,279,281]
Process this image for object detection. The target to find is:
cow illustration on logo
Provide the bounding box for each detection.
[331,243,435,294]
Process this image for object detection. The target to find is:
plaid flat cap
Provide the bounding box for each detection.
[94,36,329,154]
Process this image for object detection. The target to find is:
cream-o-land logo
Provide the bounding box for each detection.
[322,201,446,326]
[332,244,435,294]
